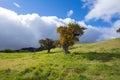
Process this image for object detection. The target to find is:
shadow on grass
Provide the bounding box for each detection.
[47,50,62,54]
[73,52,120,62]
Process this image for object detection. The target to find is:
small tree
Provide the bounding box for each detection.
[56,23,86,53]
[39,38,55,53]
[4,48,13,53]
[116,28,120,33]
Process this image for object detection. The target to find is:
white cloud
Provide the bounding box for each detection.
[81,0,96,9]
[0,7,119,50]
[67,10,74,17]
[13,2,21,8]
[83,0,120,22]
[0,7,74,50]
[79,20,120,42]
[96,20,120,41]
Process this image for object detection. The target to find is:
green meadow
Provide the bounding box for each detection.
[0,38,120,80]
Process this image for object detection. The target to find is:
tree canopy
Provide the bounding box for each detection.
[56,23,86,53]
[39,38,55,53]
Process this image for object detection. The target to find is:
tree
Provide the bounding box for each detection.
[116,28,120,33]
[56,23,86,53]
[39,38,55,53]
[4,48,13,53]
[54,40,61,47]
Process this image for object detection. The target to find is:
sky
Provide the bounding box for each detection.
[0,0,120,50]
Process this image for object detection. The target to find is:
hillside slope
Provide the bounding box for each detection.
[0,38,120,80]
[71,38,120,53]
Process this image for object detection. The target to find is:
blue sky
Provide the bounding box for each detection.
[0,0,115,27]
[0,0,84,19]
[0,0,120,49]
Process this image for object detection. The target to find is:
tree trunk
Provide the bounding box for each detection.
[47,49,50,53]
[62,44,70,54]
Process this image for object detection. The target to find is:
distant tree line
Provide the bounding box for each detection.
[0,47,41,53]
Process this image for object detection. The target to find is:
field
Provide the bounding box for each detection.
[0,38,120,80]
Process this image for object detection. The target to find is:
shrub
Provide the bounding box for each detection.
[4,48,13,53]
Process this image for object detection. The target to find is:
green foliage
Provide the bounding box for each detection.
[20,67,33,75]
[4,68,11,73]
[39,38,55,53]
[56,22,86,53]
[54,40,60,47]
[3,48,13,53]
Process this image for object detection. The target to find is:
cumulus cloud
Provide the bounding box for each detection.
[83,0,120,22]
[67,10,74,17]
[0,7,119,50]
[13,2,21,8]
[0,7,75,50]
[79,20,120,42]
[96,20,120,41]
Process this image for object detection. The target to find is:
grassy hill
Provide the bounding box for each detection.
[0,38,120,80]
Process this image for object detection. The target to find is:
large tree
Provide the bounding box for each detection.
[39,38,55,53]
[56,23,86,53]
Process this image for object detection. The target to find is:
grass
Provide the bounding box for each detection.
[0,38,120,80]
